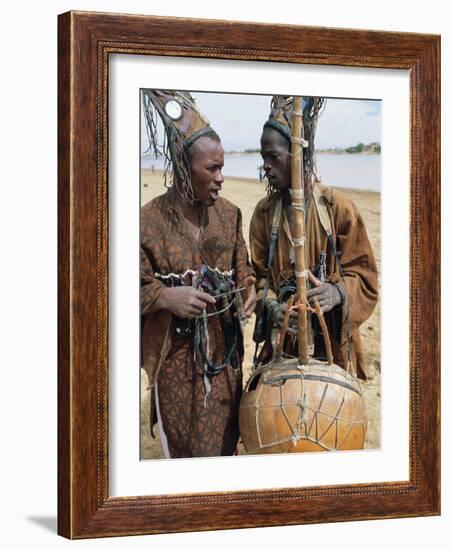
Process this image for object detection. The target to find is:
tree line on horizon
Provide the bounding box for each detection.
[234,142,381,155]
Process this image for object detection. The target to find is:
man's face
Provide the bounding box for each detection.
[189,137,225,206]
[260,127,291,191]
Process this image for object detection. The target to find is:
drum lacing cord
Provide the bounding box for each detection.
[273,369,359,449]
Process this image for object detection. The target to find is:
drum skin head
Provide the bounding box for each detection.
[239,358,367,454]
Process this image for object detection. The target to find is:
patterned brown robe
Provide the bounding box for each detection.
[141,191,254,457]
[249,182,378,379]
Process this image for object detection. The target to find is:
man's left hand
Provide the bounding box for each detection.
[307,283,341,313]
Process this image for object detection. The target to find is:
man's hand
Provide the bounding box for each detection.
[242,276,257,318]
[307,283,341,313]
[157,286,216,318]
[266,299,297,332]
[266,282,341,334]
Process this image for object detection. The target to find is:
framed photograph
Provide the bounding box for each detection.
[138,89,382,462]
[58,11,440,538]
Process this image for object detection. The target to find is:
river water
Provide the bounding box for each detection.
[141,152,381,192]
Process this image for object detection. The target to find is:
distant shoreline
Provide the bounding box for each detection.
[223,150,380,156]
[316,150,380,156]
[143,150,381,159]
[140,168,380,196]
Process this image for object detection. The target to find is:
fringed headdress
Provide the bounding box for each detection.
[263,95,326,193]
[141,90,218,203]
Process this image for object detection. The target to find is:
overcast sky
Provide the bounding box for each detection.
[141,91,380,153]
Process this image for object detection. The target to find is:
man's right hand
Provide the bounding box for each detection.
[267,298,298,333]
[157,287,216,318]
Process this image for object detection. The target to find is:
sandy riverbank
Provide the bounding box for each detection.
[140,169,381,458]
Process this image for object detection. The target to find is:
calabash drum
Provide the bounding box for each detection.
[239,358,366,453]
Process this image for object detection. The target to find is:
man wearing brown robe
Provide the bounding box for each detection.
[141,91,255,458]
[250,97,378,378]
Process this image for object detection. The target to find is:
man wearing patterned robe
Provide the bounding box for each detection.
[141,116,255,457]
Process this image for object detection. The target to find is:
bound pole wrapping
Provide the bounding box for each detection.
[290,97,309,365]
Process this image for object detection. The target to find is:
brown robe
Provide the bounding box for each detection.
[141,191,254,457]
[249,183,378,379]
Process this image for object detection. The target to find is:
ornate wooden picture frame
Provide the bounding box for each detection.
[58,11,440,538]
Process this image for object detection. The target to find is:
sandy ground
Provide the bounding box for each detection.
[140,169,381,458]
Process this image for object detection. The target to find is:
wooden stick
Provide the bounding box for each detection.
[276,295,295,357]
[313,299,334,365]
[291,96,309,365]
